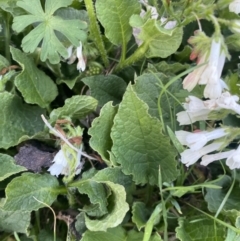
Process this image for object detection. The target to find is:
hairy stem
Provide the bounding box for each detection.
[84,0,109,67]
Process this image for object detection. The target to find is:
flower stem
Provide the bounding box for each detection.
[84,0,109,67]
[115,43,148,71]
[4,12,11,63]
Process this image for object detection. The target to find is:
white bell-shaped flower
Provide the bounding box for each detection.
[175,128,227,151]
[180,142,223,167]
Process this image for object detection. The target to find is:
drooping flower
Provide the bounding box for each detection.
[216,91,240,114]
[65,42,86,72]
[198,41,227,99]
[76,42,86,72]
[177,92,240,125]
[201,150,234,166]
[183,39,227,99]
[229,0,240,14]
[175,128,227,151]
[180,142,223,167]
[226,146,240,169]
[201,145,240,170]
[176,96,213,125]
[48,147,84,177]
[182,53,208,92]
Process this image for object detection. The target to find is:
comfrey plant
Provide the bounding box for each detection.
[175,5,240,171]
[2,0,240,240]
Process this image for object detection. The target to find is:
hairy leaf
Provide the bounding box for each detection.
[3,173,61,211]
[72,180,110,217]
[82,75,127,106]
[176,217,225,241]
[81,227,126,241]
[50,95,98,123]
[0,92,45,149]
[130,17,183,58]
[11,47,58,108]
[111,85,178,185]
[89,102,118,165]
[85,181,129,231]
[96,0,140,46]
[0,209,31,233]
[0,154,26,181]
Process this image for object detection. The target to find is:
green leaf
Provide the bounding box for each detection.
[49,95,98,123]
[85,181,129,231]
[130,18,183,58]
[93,167,135,203]
[82,75,127,106]
[111,85,178,185]
[38,230,62,241]
[225,72,240,96]
[11,47,58,108]
[176,217,225,241]
[0,54,10,69]
[127,230,162,241]
[72,180,110,217]
[81,228,162,241]
[57,75,81,89]
[132,202,152,231]
[75,212,87,236]
[0,154,26,181]
[0,92,45,149]
[0,0,25,16]
[89,102,118,165]
[81,227,126,241]
[12,0,87,64]
[133,73,182,130]
[0,209,31,233]
[3,173,61,211]
[205,175,240,212]
[174,45,192,62]
[147,61,190,75]
[95,0,141,46]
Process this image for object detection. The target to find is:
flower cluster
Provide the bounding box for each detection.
[66,42,86,72]
[175,2,240,169]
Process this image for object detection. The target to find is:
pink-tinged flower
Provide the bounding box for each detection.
[180,142,223,167]
[183,39,227,99]
[229,0,240,14]
[201,145,240,169]
[76,42,86,72]
[199,41,227,99]
[175,128,227,151]
[182,53,207,92]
